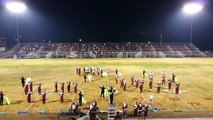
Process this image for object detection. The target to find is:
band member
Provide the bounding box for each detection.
[97,66,101,76]
[0,91,4,106]
[61,81,65,93]
[143,70,146,78]
[175,83,180,94]
[133,102,138,117]
[157,82,161,93]
[90,66,95,75]
[168,80,172,90]
[41,90,46,104]
[135,77,139,88]
[123,80,127,91]
[109,87,116,105]
[172,73,176,82]
[122,101,128,118]
[99,85,105,98]
[20,76,25,87]
[85,67,89,75]
[29,81,33,92]
[115,75,118,84]
[78,67,81,75]
[76,67,78,75]
[27,90,31,103]
[115,69,118,75]
[37,82,41,95]
[149,71,153,78]
[60,91,64,103]
[120,78,124,88]
[130,74,134,85]
[79,91,84,106]
[24,84,29,95]
[139,80,144,93]
[84,73,87,82]
[73,81,78,94]
[162,71,166,85]
[67,81,71,93]
[83,66,86,73]
[149,76,153,89]
[54,81,58,92]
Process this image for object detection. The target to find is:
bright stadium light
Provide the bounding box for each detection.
[183,3,203,44]
[6,1,27,14]
[183,3,203,15]
[6,1,27,44]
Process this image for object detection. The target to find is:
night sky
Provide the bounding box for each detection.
[0,0,212,50]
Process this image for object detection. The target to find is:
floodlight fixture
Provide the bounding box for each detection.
[183,3,203,15]
[6,1,27,44]
[6,1,27,14]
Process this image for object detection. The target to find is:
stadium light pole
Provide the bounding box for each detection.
[6,1,27,44]
[183,3,203,44]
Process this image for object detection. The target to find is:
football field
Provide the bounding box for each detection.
[0,58,213,113]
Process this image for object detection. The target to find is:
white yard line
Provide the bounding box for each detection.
[177,95,195,111]
[187,81,212,96]
[141,93,147,101]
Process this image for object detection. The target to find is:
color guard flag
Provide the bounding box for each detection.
[87,75,92,82]
[82,96,87,104]
[102,71,108,77]
[104,89,109,96]
[5,96,11,105]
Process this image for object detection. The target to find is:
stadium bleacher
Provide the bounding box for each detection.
[0,42,206,58]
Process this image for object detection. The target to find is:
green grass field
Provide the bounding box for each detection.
[0,58,213,113]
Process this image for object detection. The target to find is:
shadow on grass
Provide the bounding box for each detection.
[11,100,23,104]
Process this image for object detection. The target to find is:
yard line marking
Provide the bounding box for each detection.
[141,93,147,101]
[177,95,195,111]
[24,83,52,112]
[187,81,212,96]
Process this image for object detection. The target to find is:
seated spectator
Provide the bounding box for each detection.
[114,111,122,120]
[69,102,79,114]
[89,102,99,120]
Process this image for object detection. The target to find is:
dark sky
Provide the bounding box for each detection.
[0,0,212,50]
